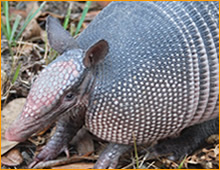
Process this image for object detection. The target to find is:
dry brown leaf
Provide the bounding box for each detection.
[22,2,43,40]
[9,8,27,18]
[208,150,216,159]
[19,44,34,56]
[28,136,46,146]
[85,10,101,21]
[1,98,26,155]
[183,144,219,169]
[1,148,23,166]
[52,162,95,169]
[185,155,199,165]
[26,2,41,18]
[40,30,47,43]
[23,19,43,40]
[214,144,219,157]
[201,147,219,161]
[161,158,179,169]
[204,162,213,169]
[184,155,198,168]
[206,134,219,144]
[38,12,63,21]
[1,138,18,158]
[96,1,111,8]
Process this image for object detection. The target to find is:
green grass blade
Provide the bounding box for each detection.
[1,18,9,39]
[70,23,76,36]
[63,2,72,30]
[26,8,34,21]
[3,1,11,37]
[75,1,91,35]
[12,63,21,84]
[133,133,139,169]
[15,1,46,40]
[178,156,187,169]
[9,15,21,43]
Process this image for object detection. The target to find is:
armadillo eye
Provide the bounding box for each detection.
[65,92,74,100]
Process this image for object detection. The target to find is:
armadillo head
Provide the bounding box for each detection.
[5,16,108,142]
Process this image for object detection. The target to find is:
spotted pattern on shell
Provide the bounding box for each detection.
[76,1,219,144]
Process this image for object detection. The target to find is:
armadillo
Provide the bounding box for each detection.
[5,1,219,168]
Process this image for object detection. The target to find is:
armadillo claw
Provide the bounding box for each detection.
[94,143,131,169]
[28,145,69,168]
[94,156,119,169]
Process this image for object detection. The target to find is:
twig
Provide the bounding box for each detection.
[33,155,98,169]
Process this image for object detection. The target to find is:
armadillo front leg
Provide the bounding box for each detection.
[94,143,131,169]
[29,107,86,168]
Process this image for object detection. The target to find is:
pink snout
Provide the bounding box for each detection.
[5,127,25,142]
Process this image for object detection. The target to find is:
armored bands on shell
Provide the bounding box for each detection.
[77,1,219,144]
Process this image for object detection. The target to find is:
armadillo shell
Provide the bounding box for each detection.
[76,1,219,144]
[154,1,219,126]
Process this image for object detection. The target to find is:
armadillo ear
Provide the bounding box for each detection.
[46,16,79,54]
[83,40,109,68]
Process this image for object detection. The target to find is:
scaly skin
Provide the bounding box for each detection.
[94,143,131,169]
[29,107,86,168]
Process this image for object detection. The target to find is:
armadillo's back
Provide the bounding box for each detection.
[76,1,219,144]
